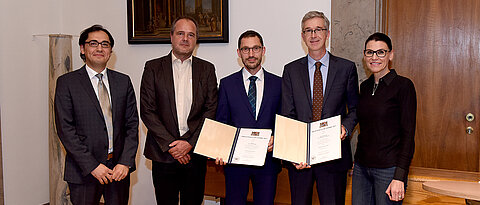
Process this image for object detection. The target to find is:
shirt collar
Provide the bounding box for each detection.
[242,67,264,82]
[307,52,330,68]
[85,64,107,80]
[171,52,193,64]
[381,69,397,86]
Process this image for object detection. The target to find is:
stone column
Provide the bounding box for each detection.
[331,0,377,158]
[49,34,73,205]
[331,0,376,82]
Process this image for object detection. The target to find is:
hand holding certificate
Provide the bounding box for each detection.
[194,118,272,166]
[273,115,342,166]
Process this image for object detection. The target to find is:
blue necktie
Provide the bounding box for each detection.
[248,76,258,118]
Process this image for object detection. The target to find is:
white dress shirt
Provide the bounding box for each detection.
[85,65,111,105]
[242,67,264,120]
[172,54,193,136]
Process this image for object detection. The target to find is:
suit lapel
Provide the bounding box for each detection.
[190,57,200,121]
[257,71,270,119]
[324,53,338,104]
[233,70,256,119]
[78,66,104,118]
[163,54,179,128]
[299,56,313,108]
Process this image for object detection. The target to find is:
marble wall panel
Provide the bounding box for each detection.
[49,34,73,205]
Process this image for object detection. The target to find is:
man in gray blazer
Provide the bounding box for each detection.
[281,11,359,205]
[140,16,218,205]
[55,25,139,205]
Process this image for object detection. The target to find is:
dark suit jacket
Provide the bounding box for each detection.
[215,69,282,173]
[141,53,218,163]
[54,66,139,184]
[281,53,359,171]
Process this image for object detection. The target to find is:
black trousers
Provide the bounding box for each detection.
[287,163,347,205]
[152,154,207,205]
[68,160,130,205]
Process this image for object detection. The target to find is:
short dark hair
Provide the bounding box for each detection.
[78,25,114,60]
[365,32,392,50]
[238,30,264,48]
[170,16,199,38]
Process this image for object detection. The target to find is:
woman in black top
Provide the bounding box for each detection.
[352,32,417,205]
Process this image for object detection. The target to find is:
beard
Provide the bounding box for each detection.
[242,57,262,70]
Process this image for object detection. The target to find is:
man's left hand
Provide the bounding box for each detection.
[112,164,129,181]
[168,140,193,159]
[267,136,274,152]
[340,125,347,141]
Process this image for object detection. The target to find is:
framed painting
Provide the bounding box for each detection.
[127,0,229,44]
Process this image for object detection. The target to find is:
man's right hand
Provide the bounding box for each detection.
[176,154,191,165]
[91,164,113,184]
[215,157,227,165]
[293,162,311,170]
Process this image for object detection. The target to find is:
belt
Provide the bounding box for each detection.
[107,153,113,160]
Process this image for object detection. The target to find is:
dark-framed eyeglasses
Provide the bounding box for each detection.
[239,46,263,54]
[85,40,111,48]
[364,49,390,57]
[303,28,328,35]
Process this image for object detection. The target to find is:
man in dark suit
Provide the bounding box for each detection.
[140,16,218,205]
[215,30,282,204]
[54,25,139,205]
[281,11,359,205]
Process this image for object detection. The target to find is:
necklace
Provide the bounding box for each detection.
[372,83,379,96]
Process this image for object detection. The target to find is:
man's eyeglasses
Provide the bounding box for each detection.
[239,46,263,54]
[303,28,328,35]
[85,40,111,48]
[364,49,390,58]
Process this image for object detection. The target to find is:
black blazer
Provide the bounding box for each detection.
[281,53,359,171]
[54,66,139,184]
[140,53,218,163]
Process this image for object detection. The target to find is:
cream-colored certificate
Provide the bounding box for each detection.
[273,115,341,165]
[194,118,272,166]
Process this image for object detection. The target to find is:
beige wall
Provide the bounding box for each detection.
[0,0,332,204]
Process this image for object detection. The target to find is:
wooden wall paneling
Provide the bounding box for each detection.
[384,0,480,172]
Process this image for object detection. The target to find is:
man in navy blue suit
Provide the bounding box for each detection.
[282,11,359,205]
[215,30,282,205]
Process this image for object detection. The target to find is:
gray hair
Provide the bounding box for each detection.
[301,11,330,31]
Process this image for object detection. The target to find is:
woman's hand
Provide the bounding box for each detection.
[386,179,405,201]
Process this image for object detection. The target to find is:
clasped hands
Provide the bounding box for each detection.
[169,140,193,165]
[215,136,274,165]
[91,163,129,184]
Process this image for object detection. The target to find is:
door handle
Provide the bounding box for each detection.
[466,126,474,135]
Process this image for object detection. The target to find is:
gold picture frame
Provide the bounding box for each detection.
[127,0,229,44]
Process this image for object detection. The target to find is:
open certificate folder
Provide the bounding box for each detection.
[194,118,272,166]
[273,115,342,165]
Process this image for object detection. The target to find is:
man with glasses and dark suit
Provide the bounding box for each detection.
[215,30,282,205]
[281,11,359,205]
[55,24,139,205]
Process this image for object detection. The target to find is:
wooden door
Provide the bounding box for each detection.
[384,0,480,172]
